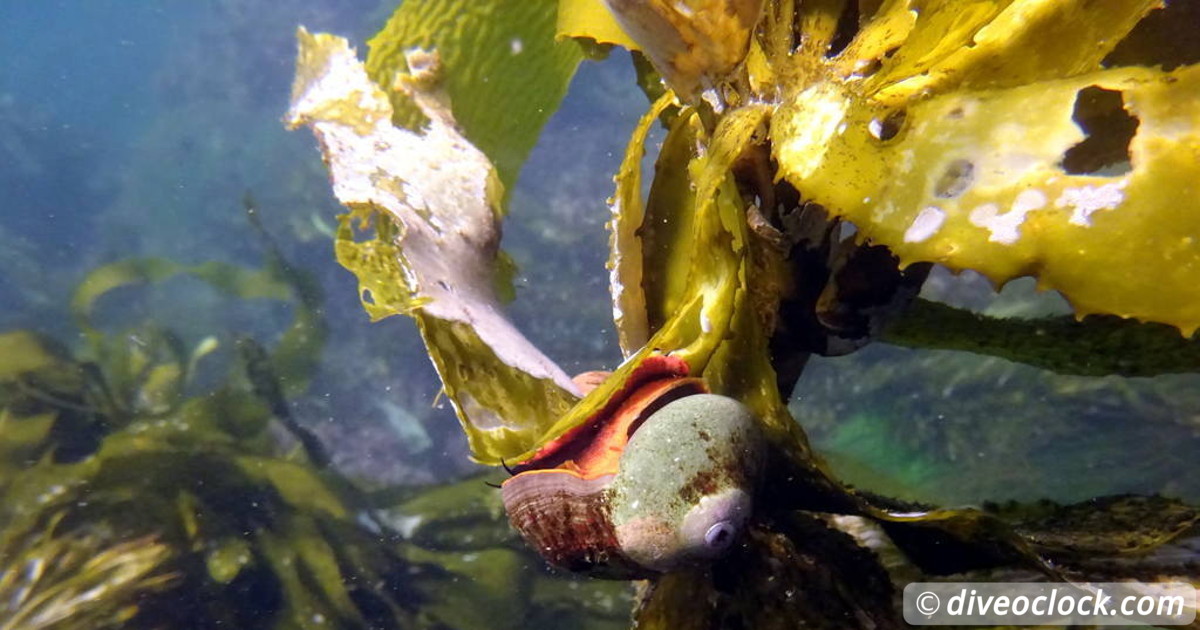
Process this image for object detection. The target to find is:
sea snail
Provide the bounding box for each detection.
[501,368,765,579]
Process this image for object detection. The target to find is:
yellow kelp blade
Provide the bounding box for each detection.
[0,331,68,379]
[513,106,751,461]
[670,105,768,370]
[859,0,1158,103]
[523,102,809,464]
[557,0,640,49]
[774,64,1200,334]
[287,30,580,465]
[608,93,676,357]
[640,110,703,337]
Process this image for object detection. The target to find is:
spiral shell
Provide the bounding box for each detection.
[608,393,762,571]
[502,388,764,579]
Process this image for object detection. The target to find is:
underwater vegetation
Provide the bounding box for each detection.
[288,0,1200,628]
[0,211,631,630]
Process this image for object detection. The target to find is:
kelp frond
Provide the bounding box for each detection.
[0,518,175,630]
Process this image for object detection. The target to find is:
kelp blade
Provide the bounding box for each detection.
[287,30,580,464]
[772,2,1199,334]
[557,0,640,49]
[607,92,675,357]
[366,0,584,191]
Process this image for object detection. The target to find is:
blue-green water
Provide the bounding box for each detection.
[2,2,1198,628]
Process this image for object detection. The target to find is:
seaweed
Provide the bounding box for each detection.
[0,201,636,629]
[288,1,1200,628]
[365,0,584,192]
[0,210,416,629]
[885,298,1200,377]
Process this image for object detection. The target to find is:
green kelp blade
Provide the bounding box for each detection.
[870,505,1058,577]
[384,473,514,551]
[0,332,82,471]
[417,315,582,464]
[71,259,291,326]
[288,31,580,465]
[366,0,583,191]
[884,299,1200,377]
[516,104,756,461]
[0,406,418,629]
[667,105,763,370]
[774,63,1200,335]
[871,495,1200,582]
[69,252,323,397]
[237,336,330,467]
[991,495,1200,563]
[0,411,56,484]
[401,547,530,630]
[0,331,69,379]
[233,454,347,519]
[659,103,812,448]
[257,518,367,628]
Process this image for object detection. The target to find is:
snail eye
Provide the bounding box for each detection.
[704,521,738,551]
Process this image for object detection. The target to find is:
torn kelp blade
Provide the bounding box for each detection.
[287,30,581,464]
[774,57,1200,334]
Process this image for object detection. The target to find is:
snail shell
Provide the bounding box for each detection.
[502,392,764,579]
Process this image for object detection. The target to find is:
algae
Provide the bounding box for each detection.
[288,1,1200,628]
[366,0,584,191]
[0,221,401,629]
[288,31,582,465]
[0,218,635,629]
[885,298,1200,377]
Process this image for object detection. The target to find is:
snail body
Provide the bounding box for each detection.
[501,367,764,579]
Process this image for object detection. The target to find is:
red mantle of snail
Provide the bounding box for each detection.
[511,354,706,479]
